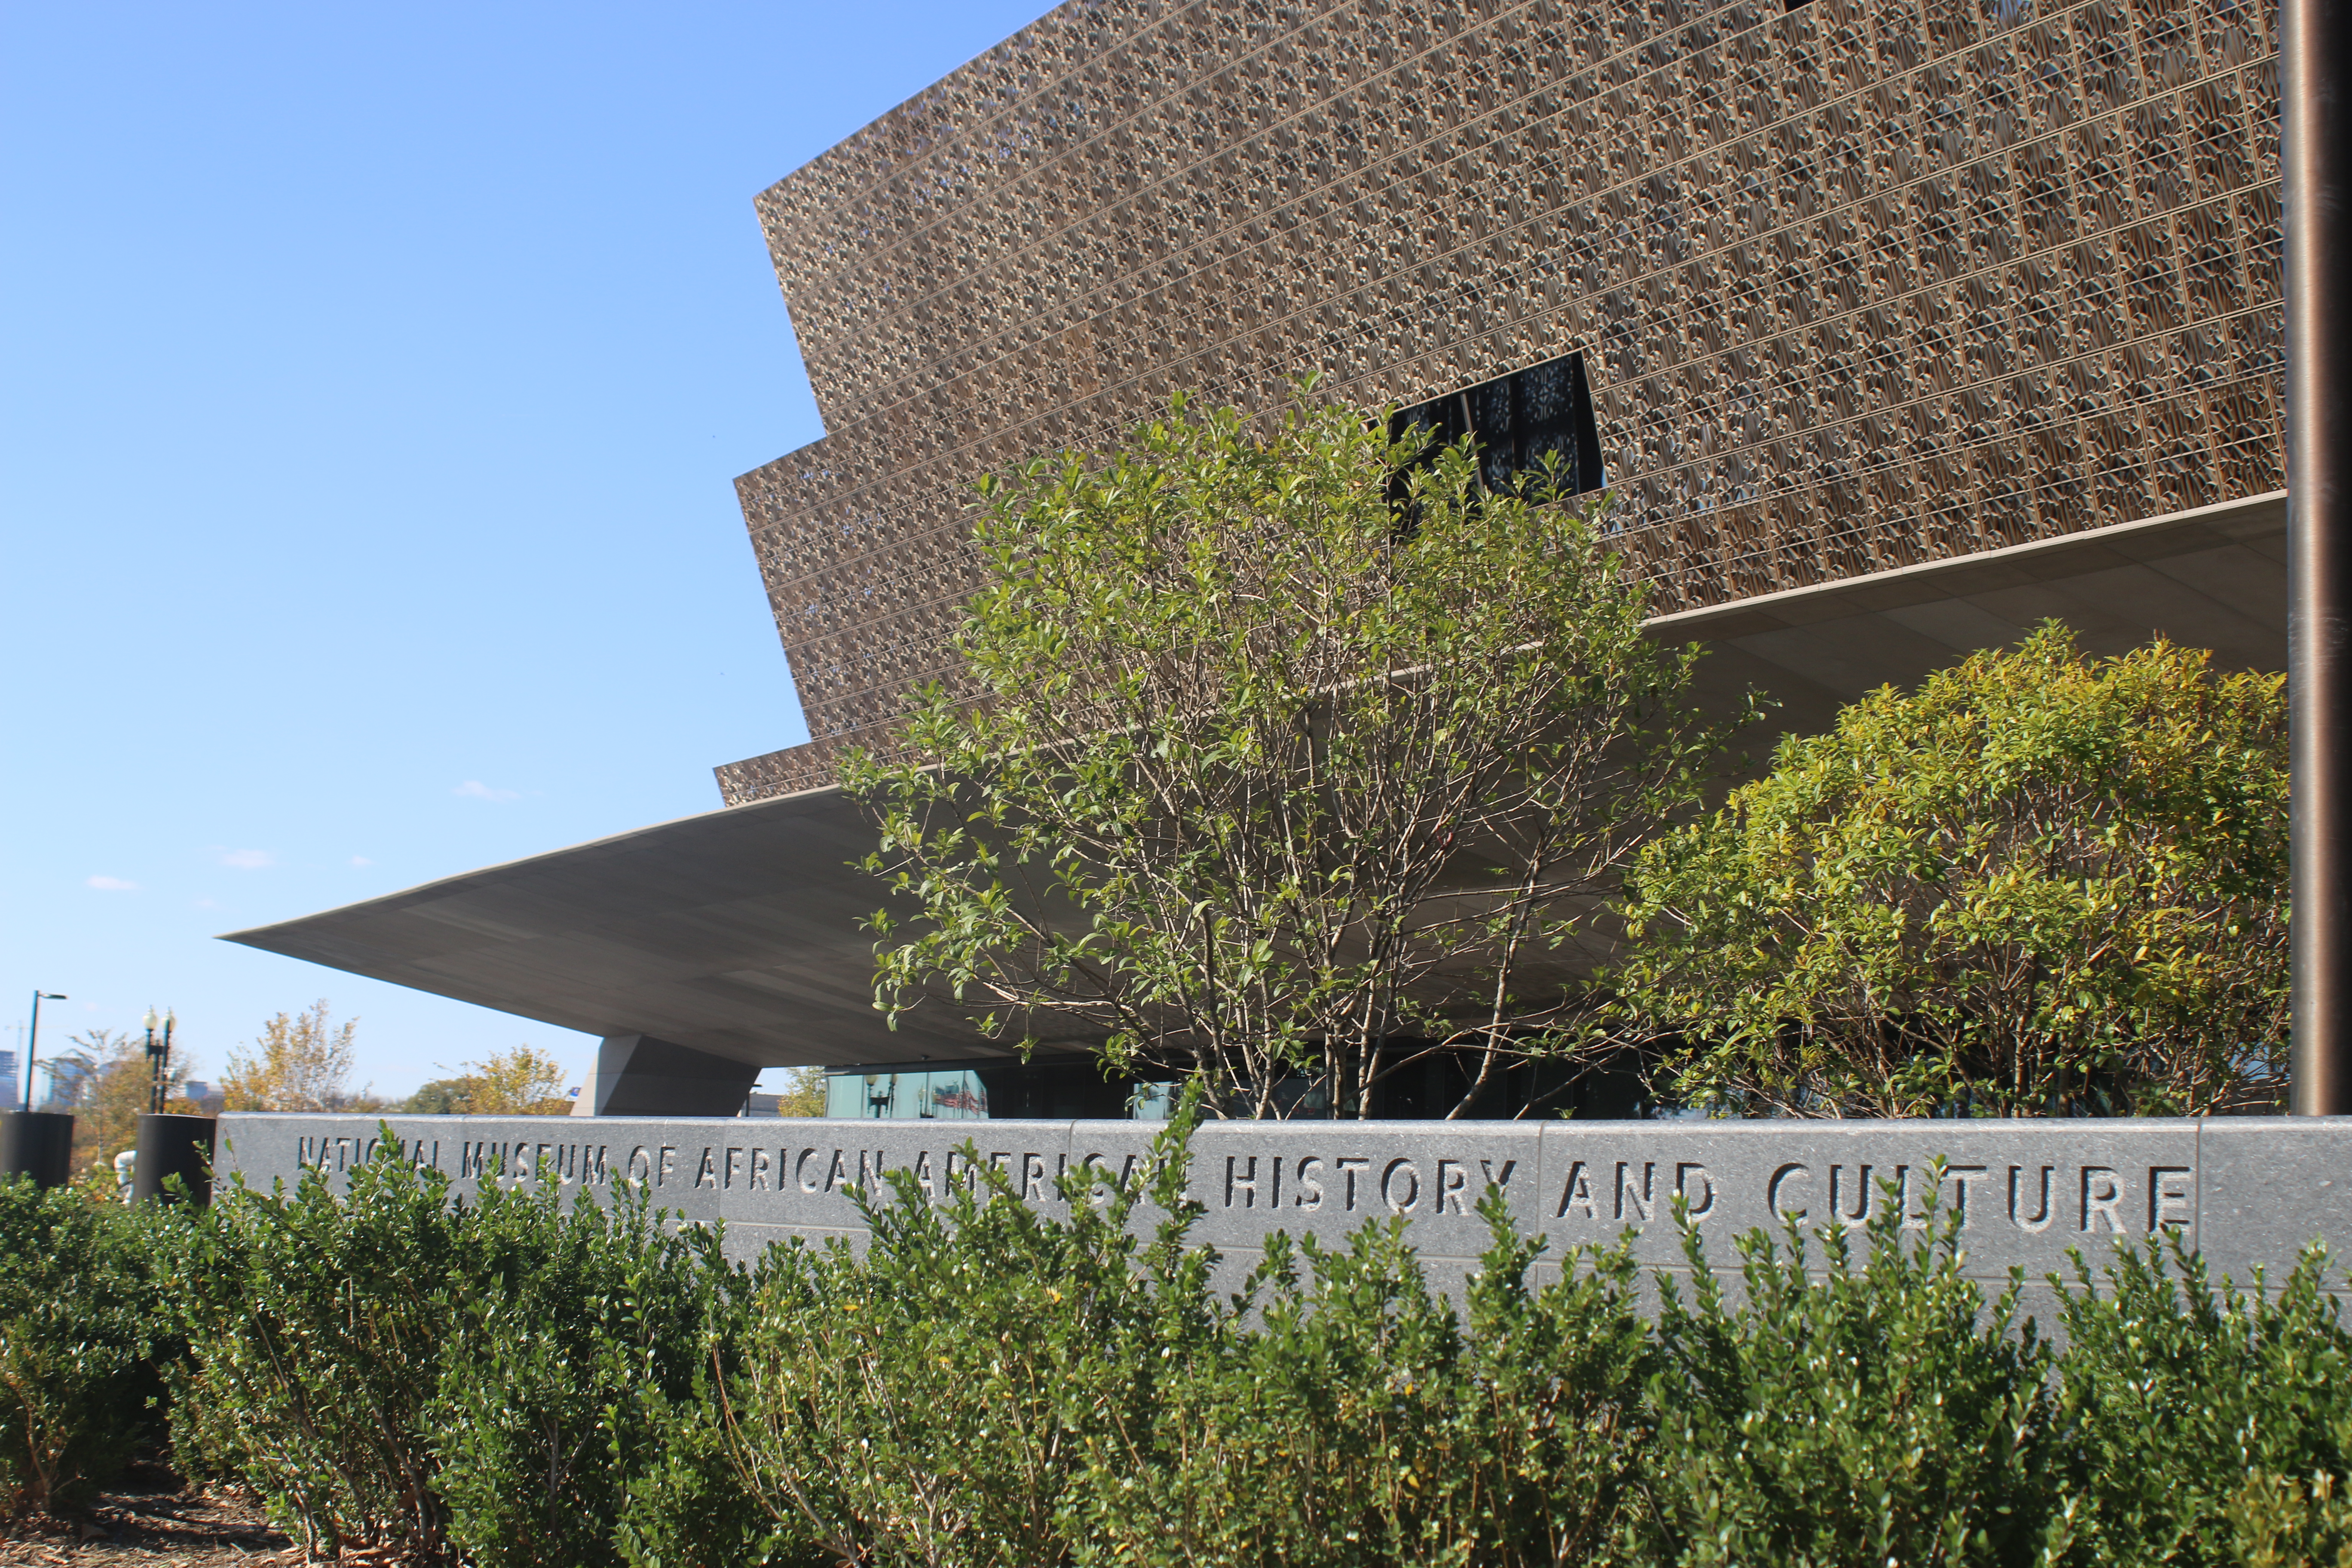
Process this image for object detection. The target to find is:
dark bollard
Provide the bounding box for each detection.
[0,1111,75,1188]
[132,1113,216,1206]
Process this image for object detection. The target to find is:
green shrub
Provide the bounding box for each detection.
[1612,625,2288,1118]
[0,1175,162,1518]
[163,1149,466,1558]
[1069,1194,1651,1568]
[162,1137,770,1566]
[1636,1178,2064,1568]
[612,1381,796,1568]
[2225,1470,2352,1568]
[723,1114,1218,1568]
[722,1103,1652,1568]
[430,1173,767,1568]
[2052,1239,2352,1567]
[135,1122,2352,1568]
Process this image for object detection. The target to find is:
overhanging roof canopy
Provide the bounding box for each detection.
[228,492,2288,1069]
[1669,490,2287,738]
[224,784,1004,1069]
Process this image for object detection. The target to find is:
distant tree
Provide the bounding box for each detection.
[847,392,1719,1119]
[452,1046,570,1115]
[398,1047,570,1115]
[400,1077,470,1115]
[1611,624,2288,1118]
[220,1001,380,1113]
[772,1065,828,1118]
[55,1029,200,1179]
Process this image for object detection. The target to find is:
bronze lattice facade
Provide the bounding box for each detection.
[715,0,2282,806]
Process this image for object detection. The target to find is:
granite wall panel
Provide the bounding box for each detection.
[220,1111,2344,1300]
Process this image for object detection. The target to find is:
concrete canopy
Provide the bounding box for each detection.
[222,782,1002,1072]
[1671,490,2288,743]
[225,491,2287,1072]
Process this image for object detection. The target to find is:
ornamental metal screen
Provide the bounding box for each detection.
[717,0,2282,805]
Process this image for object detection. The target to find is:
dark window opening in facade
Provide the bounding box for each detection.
[1390,351,1605,503]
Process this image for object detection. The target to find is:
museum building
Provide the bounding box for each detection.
[230,0,2291,1118]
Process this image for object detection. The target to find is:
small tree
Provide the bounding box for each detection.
[770,1065,828,1117]
[846,392,1716,1119]
[450,1046,569,1115]
[221,1001,378,1113]
[58,1028,200,1179]
[1611,624,2288,1118]
[401,1078,472,1115]
[399,1047,571,1115]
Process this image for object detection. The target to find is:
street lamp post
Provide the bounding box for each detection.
[143,1008,176,1115]
[22,992,64,1114]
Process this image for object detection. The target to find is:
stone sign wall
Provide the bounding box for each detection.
[216,1113,2351,1294]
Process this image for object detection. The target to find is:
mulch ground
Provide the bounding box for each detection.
[0,1461,303,1567]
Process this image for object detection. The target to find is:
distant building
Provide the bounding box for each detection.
[37,1056,95,1112]
[0,1050,16,1110]
[232,0,2289,1118]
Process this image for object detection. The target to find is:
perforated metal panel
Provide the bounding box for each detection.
[716,0,2282,805]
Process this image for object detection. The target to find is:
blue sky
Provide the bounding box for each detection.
[2,1,1055,1100]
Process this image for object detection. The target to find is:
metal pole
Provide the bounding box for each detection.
[24,993,39,1114]
[23,992,59,1115]
[2289,0,2352,1115]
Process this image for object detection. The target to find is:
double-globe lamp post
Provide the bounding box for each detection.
[143,1007,176,1115]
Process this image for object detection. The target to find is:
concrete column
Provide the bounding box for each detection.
[570,1034,761,1117]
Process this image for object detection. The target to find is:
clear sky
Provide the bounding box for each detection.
[3,1,1057,1101]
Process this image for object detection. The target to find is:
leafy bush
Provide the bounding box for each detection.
[724,1115,1216,1568]
[1070,1195,1650,1568]
[2224,1470,2352,1568]
[430,1173,763,1568]
[1614,624,2288,1117]
[163,1149,466,1558]
[2052,1239,2352,1567]
[0,1175,162,1518]
[91,1115,2352,1568]
[160,1139,766,1565]
[707,1120,2352,1568]
[1637,1179,2063,1567]
[612,1386,793,1568]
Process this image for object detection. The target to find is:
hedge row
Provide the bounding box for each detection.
[4,1113,2351,1567]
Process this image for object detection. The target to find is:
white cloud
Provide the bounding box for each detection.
[350,855,374,867]
[193,897,223,910]
[219,848,276,870]
[453,780,522,802]
[86,874,138,891]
